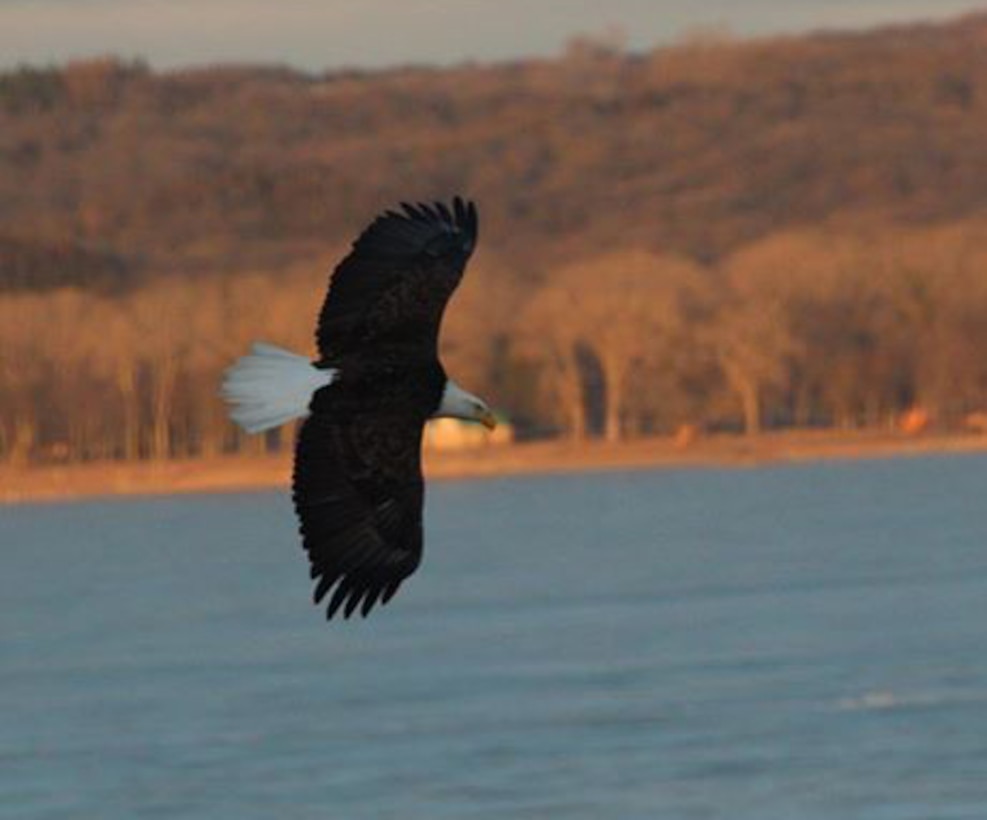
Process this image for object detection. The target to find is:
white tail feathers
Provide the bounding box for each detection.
[221,342,337,434]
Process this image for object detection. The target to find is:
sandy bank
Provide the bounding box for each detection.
[2,430,985,505]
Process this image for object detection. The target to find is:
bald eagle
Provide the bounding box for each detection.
[222,198,493,620]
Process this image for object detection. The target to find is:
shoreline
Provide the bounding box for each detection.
[2,430,985,505]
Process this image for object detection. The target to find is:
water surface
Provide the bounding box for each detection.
[3,455,987,818]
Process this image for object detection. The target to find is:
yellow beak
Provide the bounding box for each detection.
[479,409,498,431]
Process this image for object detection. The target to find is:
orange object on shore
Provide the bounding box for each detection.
[673,424,700,449]
[899,407,930,435]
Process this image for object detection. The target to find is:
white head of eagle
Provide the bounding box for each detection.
[221,197,493,620]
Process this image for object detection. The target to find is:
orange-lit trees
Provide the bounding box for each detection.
[518,249,707,440]
[0,293,44,465]
[516,267,590,440]
[708,245,800,436]
[440,256,525,420]
[883,224,987,426]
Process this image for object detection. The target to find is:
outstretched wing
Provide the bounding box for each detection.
[292,411,426,619]
[316,197,478,360]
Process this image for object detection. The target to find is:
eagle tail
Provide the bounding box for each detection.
[221,342,336,434]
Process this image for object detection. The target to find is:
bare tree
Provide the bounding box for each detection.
[517,249,707,440]
[883,224,987,425]
[707,247,801,435]
[440,256,525,414]
[0,295,43,465]
[516,273,591,440]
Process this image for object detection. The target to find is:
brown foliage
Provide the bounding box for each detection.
[2,219,987,464]
[4,15,987,286]
[4,16,987,462]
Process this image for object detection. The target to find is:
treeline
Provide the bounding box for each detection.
[515,222,987,441]
[0,265,324,466]
[2,221,985,465]
[3,13,987,287]
[0,234,132,292]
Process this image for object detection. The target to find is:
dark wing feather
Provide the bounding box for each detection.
[292,411,425,619]
[316,197,478,360]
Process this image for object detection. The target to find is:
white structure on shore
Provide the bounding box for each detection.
[424,417,514,451]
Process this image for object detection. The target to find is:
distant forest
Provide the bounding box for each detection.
[2,13,987,464]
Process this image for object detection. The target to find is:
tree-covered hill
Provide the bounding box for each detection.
[3,12,987,290]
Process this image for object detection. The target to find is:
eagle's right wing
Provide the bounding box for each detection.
[292,410,425,619]
[315,198,478,360]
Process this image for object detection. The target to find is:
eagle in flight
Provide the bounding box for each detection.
[222,198,493,620]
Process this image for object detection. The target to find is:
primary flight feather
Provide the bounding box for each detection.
[222,198,493,620]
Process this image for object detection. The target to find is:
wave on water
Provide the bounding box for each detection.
[835,688,987,713]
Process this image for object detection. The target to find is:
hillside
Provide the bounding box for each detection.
[3,13,987,289]
[3,14,987,470]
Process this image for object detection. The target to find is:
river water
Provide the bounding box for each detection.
[3,454,986,818]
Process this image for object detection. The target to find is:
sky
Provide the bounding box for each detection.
[0,0,985,73]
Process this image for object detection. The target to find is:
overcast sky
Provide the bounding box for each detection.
[1,0,985,72]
